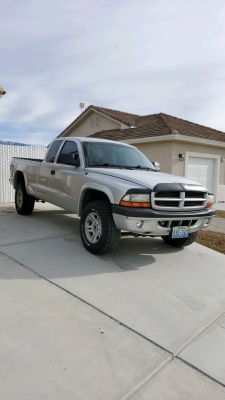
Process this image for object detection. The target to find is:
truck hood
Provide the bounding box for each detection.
[88,168,206,190]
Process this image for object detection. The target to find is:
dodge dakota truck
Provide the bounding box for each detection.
[10,137,215,254]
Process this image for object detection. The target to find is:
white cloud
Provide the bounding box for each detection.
[1,0,225,145]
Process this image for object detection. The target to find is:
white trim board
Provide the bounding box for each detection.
[124,134,225,149]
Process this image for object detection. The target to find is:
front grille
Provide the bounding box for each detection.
[152,190,207,210]
[185,191,204,198]
[155,191,180,198]
[185,201,202,207]
[155,201,180,207]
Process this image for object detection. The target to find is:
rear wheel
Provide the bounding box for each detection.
[161,231,199,248]
[80,201,121,255]
[15,182,35,215]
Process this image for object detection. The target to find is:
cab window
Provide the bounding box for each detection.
[57,141,79,164]
[46,140,63,163]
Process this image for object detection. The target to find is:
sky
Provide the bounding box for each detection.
[1,0,225,146]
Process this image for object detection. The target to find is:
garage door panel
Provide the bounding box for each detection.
[187,157,214,192]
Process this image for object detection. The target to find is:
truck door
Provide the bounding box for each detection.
[46,140,82,213]
[36,139,63,203]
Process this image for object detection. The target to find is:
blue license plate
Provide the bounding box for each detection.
[171,226,189,238]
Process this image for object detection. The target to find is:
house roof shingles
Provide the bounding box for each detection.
[90,105,139,127]
[58,104,225,144]
[58,105,139,137]
[89,112,225,144]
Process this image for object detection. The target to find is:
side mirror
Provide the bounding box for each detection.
[57,153,80,167]
[152,162,160,171]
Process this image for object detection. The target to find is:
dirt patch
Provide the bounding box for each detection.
[215,210,225,219]
[196,230,225,255]
[196,209,225,255]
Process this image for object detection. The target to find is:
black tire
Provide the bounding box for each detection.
[80,201,121,255]
[161,231,199,248]
[15,182,35,215]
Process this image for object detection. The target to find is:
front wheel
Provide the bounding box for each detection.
[161,231,199,248]
[15,182,35,215]
[80,201,121,255]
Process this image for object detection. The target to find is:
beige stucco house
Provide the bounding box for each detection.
[57,105,225,202]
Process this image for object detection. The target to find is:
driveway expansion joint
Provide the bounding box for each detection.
[120,357,173,400]
[0,248,172,355]
[177,357,225,389]
[173,308,225,357]
[1,246,225,395]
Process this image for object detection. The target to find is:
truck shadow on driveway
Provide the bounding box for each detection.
[0,234,183,281]
[112,236,182,270]
[0,205,186,280]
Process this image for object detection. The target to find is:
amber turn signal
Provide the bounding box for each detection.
[206,193,214,208]
[120,200,151,208]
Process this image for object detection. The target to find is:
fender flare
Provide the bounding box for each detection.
[78,183,114,216]
[13,170,28,190]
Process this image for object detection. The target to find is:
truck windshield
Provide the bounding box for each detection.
[82,142,156,170]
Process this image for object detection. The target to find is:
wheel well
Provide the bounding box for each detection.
[14,171,25,187]
[81,190,110,212]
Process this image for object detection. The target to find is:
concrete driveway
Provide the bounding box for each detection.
[0,202,225,399]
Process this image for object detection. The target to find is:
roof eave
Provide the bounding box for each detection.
[122,134,225,148]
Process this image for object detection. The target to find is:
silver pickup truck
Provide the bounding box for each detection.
[10,137,215,254]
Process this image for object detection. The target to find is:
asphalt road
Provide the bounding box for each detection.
[0,202,225,399]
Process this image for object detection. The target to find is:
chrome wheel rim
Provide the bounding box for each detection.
[16,188,23,209]
[85,212,102,243]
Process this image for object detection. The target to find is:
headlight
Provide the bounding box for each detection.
[206,193,214,208]
[119,193,151,208]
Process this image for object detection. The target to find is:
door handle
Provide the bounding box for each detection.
[51,170,55,175]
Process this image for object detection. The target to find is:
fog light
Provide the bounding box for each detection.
[136,220,143,228]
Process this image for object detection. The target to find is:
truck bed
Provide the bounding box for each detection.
[12,157,43,162]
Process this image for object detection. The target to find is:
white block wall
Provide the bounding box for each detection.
[0,145,47,204]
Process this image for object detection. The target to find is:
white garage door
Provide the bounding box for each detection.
[187,157,214,192]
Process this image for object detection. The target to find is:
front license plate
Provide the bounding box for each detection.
[171,226,189,238]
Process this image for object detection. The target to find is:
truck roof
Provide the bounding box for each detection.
[53,136,131,147]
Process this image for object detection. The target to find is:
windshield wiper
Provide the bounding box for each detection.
[88,163,125,168]
[88,163,156,171]
[128,165,156,171]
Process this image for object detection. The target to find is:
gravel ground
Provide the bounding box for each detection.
[196,210,225,255]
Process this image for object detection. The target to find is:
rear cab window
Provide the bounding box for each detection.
[46,140,63,163]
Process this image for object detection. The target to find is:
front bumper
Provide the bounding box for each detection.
[112,205,216,236]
